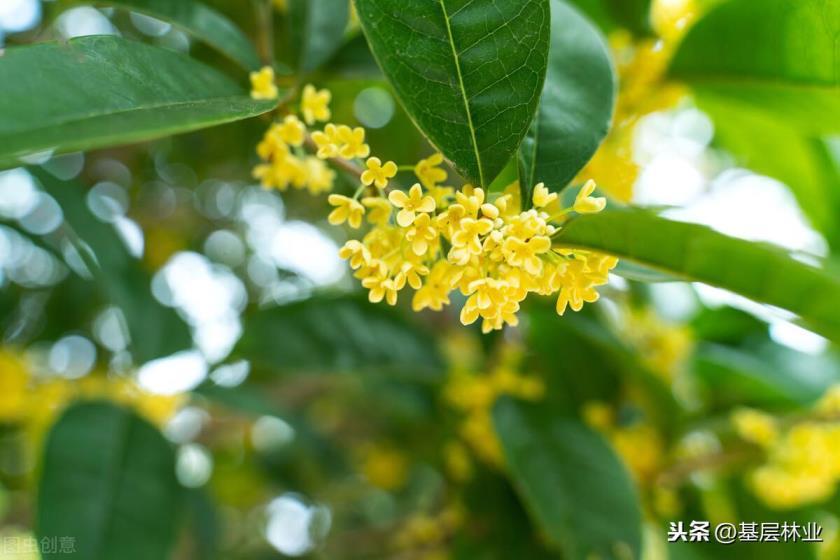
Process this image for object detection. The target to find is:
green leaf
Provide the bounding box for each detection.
[0,36,276,170]
[355,0,551,186]
[34,169,192,363]
[88,0,261,69]
[37,402,181,560]
[518,0,615,204]
[236,296,444,380]
[603,0,651,36]
[494,398,642,559]
[289,0,351,71]
[553,207,840,342]
[669,0,840,134]
[693,342,840,409]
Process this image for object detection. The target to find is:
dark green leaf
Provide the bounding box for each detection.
[603,0,651,36]
[494,398,642,559]
[236,296,444,380]
[37,402,181,560]
[355,0,551,186]
[553,207,840,342]
[34,169,192,363]
[0,36,276,169]
[90,0,261,69]
[519,0,615,204]
[289,0,351,71]
[670,0,840,133]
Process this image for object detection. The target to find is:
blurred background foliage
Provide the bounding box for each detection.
[0,0,839,559]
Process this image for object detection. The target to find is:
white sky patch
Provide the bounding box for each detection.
[0,0,41,34]
[137,350,208,395]
[153,252,246,363]
[269,221,344,286]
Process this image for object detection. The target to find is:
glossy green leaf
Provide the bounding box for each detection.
[519,0,615,204]
[0,36,276,170]
[553,207,840,341]
[289,0,351,71]
[34,169,192,363]
[236,296,444,380]
[37,402,180,560]
[355,0,551,186]
[89,0,261,69]
[494,398,642,559]
[670,0,840,134]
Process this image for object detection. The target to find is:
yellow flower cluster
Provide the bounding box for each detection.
[392,505,463,560]
[583,401,665,484]
[444,345,544,467]
[734,388,840,509]
[252,85,338,195]
[334,156,617,331]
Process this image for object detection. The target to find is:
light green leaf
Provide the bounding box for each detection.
[0,36,276,170]
[670,0,840,134]
[236,296,444,380]
[34,169,192,363]
[519,0,615,204]
[494,398,642,559]
[87,0,261,69]
[355,0,551,186]
[289,0,351,71]
[553,207,840,342]
[37,402,180,560]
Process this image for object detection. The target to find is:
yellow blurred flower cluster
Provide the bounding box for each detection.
[392,505,464,560]
[0,348,182,438]
[583,401,665,484]
[623,308,694,383]
[733,387,840,509]
[444,345,544,468]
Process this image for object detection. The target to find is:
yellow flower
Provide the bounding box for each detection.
[363,274,400,305]
[555,258,610,315]
[304,157,335,194]
[574,180,607,214]
[361,196,392,226]
[339,240,370,269]
[501,235,551,275]
[327,194,365,229]
[413,261,456,312]
[311,123,340,159]
[276,115,305,146]
[400,260,430,289]
[451,217,494,256]
[389,183,436,227]
[405,213,438,255]
[301,84,331,124]
[335,125,370,159]
[531,182,558,208]
[732,408,779,448]
[250,66,278,100]
[361,157,398,189]
[415,153,448,188]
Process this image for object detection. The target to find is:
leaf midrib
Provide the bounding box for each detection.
[439,0,485,187]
